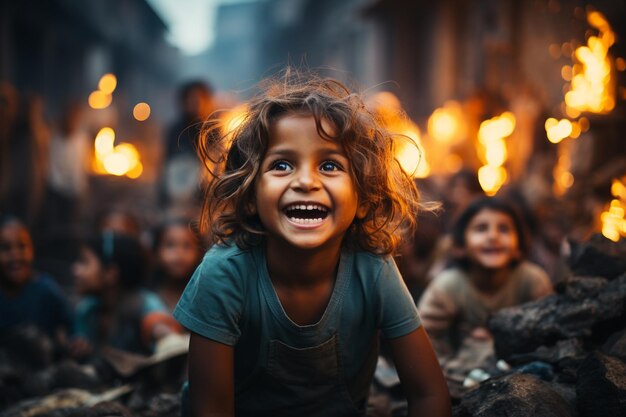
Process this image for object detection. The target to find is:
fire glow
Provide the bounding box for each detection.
[92,127,143,179]
[365,92,430,178]
[395,127,430,179]
[601,177,626,242]
[563,11,616,114]
[427,101,465,144]
[477,112,515,196]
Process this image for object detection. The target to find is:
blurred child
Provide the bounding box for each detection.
[71,231,181,356]
[418,197,553,362]
[152,218,202,311]
[96,207,141,238]
[0,215,73,342]
[175,72,451,417]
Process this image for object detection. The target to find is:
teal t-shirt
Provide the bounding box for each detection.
[174,243,421,417]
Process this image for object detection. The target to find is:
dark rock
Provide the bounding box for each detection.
[550,382,578,417]
[507,339,586,366]
[576,351,626,417]
[0,370,22,409]
[453,373,574,417]
[602,329,626,362]
[554,356,584,385]
[22,361,101,399]
[33,401,133,417]
[136,393,180,417]
[0,326,54,372]
[567,235,626,280]
[489,274,626,361]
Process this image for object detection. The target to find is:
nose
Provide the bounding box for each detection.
[291,165,321,192]
[486,225,500,240]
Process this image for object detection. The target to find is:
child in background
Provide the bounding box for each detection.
[418,197,553,366]
[174,72,451,417]
[71,232,181,356]
[0,215,74,342]
[96,207,142,238]
[152,218,203,311]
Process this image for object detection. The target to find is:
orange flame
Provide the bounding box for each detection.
[92,127,142,178]
[477,112,515,195]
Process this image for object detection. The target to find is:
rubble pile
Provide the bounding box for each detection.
[0,329,185,417]
[1,236,624,417]
[455,236,626,417]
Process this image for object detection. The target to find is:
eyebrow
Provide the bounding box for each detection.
[264,148,348,159]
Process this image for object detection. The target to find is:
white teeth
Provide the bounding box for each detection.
[288,217,324,224]
[285,203,328,212]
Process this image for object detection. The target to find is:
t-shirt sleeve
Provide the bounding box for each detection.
[377,257,422,339]
[173,247,245,346]
[417,271,459,337]
[523,262,554,300]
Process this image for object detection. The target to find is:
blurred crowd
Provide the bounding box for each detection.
[0,75,616,413]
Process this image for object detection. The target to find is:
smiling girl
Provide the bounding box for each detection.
[173,71,451,417]
[0,215,73,342]
[418,196,553,362]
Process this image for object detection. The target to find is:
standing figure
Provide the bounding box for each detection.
[162,80,215,213]
[174,72,451,417]
[46,102,90,236]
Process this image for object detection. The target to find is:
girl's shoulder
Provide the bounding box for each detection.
[203,242,254,261]
[512,261,552,297]
[427,267,471,295]
[512,261,550,283]
[194,243,260,286]
[351,250,395,278]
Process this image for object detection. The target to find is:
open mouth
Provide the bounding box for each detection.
[283,203,329,224]
[481,248,506,255]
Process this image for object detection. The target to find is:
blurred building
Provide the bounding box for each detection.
[196,0,626,240]
[0,0,180,121]
[0,0,185,244]
[193,0,382,94]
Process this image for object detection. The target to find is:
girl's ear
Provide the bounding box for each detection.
[355,201,369,219]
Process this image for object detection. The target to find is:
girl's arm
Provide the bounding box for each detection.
[389,326,452,417]
[188,332,235,417]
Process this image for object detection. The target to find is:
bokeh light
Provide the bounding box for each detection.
[98,73,117,94]
[133,102,151,121]
[88,90,112,109]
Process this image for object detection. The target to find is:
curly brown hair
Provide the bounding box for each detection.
[197,69,422,255]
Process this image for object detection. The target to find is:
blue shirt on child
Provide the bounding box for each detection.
[0,272,74,338]
[174,243,421,417]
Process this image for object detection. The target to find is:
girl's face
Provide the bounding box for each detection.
[464,208,520,270]
[72,247,105,295]
[157,225,200,281]
[0,222,34,287]
[255,114,366,252]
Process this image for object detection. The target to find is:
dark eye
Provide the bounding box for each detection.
[320,160,342,171]
[270,160,292,171]
[473,223,489,232]
[498,223,513,234]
